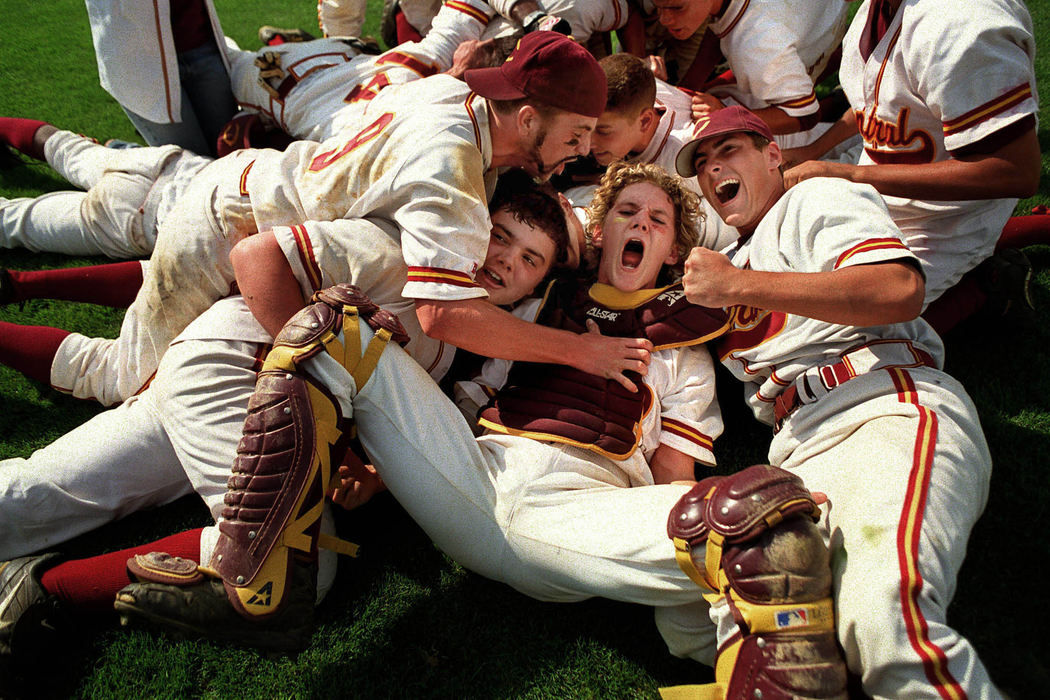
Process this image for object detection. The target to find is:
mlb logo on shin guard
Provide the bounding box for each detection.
[775,608,809,629]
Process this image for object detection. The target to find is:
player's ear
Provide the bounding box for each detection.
[638,107,658,132]
[591,223,603,249]
[518,104,538,134]
[765,141,783,171]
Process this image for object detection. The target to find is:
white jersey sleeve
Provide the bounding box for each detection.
[648,344,722,467]
[317,0,367,37]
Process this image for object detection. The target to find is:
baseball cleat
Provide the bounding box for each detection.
[380,0,400,49]
[258,25,316,47]
[114,561,317,653]
[0,553,66,662]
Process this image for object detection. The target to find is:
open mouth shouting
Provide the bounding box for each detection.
[714,177,741,205]
[621,239,645,269]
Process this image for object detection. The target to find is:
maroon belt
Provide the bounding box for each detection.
[773,345,936,430]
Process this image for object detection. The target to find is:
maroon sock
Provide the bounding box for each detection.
[7,261,143,308]
[40,528,204,613]
[0,321,70,384]
[395,10,423,44]
[922,275,987,335]
[997,214,1050,250]
[0,117,49,158]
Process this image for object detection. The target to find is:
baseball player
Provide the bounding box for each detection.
[0,1,499,261]
[782,0,1040,315]
[676,106,999,697]
[228,0,501,144]
[0,33,640,410]
[648,0,850,149]
[108,162,851,698]
[586,52,736,250]
[0,177,576,658]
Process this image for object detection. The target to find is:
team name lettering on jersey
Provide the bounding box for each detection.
[716,305,787,360]
[308,112,394,171]
[856,107,935,164]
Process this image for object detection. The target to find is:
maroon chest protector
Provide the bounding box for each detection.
[478,278,730,459]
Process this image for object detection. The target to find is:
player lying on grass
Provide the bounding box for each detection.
[781,0,1043,332]
[0,0,504,262]
[0,33,655,410]
[105,161,849,698]
[675,105,1001,698]
[0,176,576,663]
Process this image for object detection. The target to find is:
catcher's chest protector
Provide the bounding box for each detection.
[662,464,848,700]
[479,279,731,459]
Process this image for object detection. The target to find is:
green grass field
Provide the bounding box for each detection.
[2,1,1049,697]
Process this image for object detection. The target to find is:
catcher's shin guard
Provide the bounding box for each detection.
[210,284,408,620]
[662,465,847,700]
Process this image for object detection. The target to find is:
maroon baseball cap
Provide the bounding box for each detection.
[675,106,776,177]
[464,32,607,119]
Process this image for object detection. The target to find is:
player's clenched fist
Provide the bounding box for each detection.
[682,246,740,309]
[690,93,726,122]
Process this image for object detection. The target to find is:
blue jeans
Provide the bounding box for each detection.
[122,42,237,156]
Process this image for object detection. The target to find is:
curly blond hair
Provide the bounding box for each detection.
[585,161,701,265]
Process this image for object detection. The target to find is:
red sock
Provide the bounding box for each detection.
[7,261,143,308]
[0,321,70,384]
[0,117,49,158]
[922,275,987,335]
[395,10,423,45]
[40,528,204,613]
[997,214,1050,250]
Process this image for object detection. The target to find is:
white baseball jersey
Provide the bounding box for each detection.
[706,0,849,148]
[711,177,998,698]
[50,74,497,406]
[840,0,1038,304]
[85,0,228,124]
[317,0,367,38]
[485,0,630,44]
[228,0,495,142]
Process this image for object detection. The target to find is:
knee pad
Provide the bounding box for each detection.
[208,284,408,620]
[663,464,847,700]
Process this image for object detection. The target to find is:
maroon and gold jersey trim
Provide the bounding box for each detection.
[834,238,909,269]
[464,91,483,151]
[661,417,714,452]
[239,160,255,196]
[888,368,966,700]
[715,0,750,38]
[773,92,818,111]
[291,225,324,291]
[445,0,490,26]
[407,266,480,289]
[942,82,1033,138]
[375,51,440,77]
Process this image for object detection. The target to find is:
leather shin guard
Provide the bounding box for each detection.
[663,465,847,700]
[210,284,408,620]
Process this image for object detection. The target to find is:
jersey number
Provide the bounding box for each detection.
[344,73,391,104]
[308,112,394,171]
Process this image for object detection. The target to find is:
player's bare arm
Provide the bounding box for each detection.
[415,297,653,392]
[230,232,306,338]
[785,120,1040,200]
[682,246,925,326]
[781,110,859,169]
[647,443,697,485]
